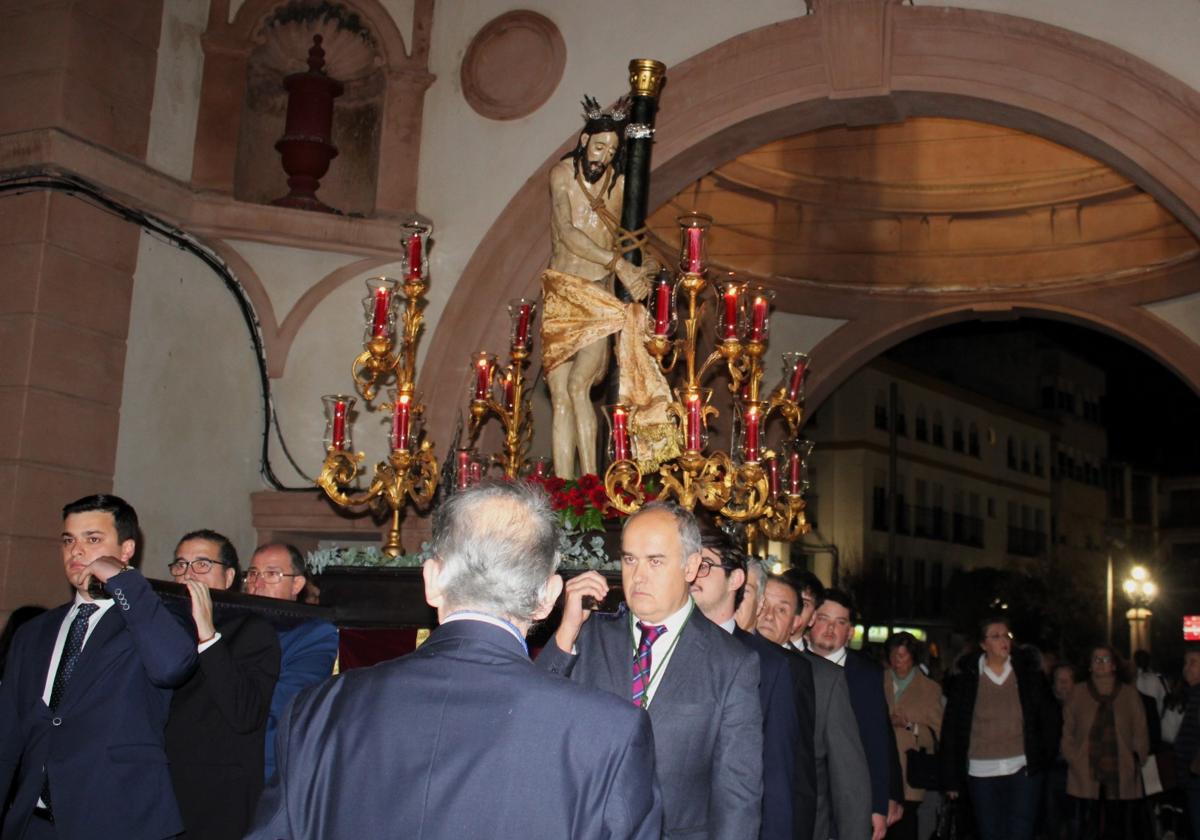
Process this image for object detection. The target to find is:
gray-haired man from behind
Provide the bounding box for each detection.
[247,480,662,840]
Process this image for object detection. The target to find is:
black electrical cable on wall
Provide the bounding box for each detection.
[0,168,314,491]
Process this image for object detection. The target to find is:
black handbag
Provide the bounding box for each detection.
[905,728,943,790]
[930,796,963,840]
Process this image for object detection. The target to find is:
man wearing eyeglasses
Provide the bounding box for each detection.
[690,526,808,840]
[243,543,337,781]
[165,530,280,840]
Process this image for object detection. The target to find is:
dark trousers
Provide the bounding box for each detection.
[1186,785,1200,840]
[1070,795,1138,840]
[968,769,1041,840]
[1041,763,1070,840]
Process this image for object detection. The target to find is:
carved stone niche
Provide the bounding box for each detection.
[235,2,385,215]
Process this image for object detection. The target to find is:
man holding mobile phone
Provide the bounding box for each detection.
[0,494,197,840]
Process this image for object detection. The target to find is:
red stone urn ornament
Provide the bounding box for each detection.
[273,34,344,213]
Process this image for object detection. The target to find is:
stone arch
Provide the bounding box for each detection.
[418,4,1200,437]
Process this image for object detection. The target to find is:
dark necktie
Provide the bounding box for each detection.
[41,603,99,813]
[631,621,666,708]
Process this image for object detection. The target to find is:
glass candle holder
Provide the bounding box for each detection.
[362,277,400,341]
[735,400,765,463]
[470,352,496,401]
[647,272,677,338]
[677,388,713,452]
[780,352,810,402]
[508,298,536,351]
[716,278,745,342]
[604,404,637,463]
[401,220,432,282]
[677,212,713,275]
[322,394,356,451]
[747,287,775,343]
[389,389,423,452]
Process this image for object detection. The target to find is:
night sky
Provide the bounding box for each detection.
[886,318,1200,476]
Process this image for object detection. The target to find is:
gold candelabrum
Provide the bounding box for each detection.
[461,299,539,483]
[604,213,814,543]
[316,221,439,557]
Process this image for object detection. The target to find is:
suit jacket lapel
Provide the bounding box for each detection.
[646,611,709,709]
[28,605,70,707]
[596,615,632,698]
[57,607,126,713]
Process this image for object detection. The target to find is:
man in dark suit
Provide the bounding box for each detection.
[0,494,198,840]
[806,588,894,840]
[539,501,763,840]
[247,480,662,840]
[165,530,280,840]
[242,542,337,781]
[758,574,871,840]
[691,524,806,840]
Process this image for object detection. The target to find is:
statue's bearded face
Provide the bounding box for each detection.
[581,131,619,183]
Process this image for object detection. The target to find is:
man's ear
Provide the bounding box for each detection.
[729,568,746,595]
[422,558,444,609]
[291,574,307,599]
[223,566,237,590]
[119,539,136,565]
[532,574,564,622]
[683,551,702,584]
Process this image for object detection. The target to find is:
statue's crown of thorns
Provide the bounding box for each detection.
[582,95,630,124]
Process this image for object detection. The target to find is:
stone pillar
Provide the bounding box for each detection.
[0,0,164,617]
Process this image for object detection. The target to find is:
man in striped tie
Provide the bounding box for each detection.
[539,501,764,840]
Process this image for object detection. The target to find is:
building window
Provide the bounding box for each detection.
[952,418,964,453]
[915,406,928,442]
[894,396,907,437]
[968,422,980,457]
[1008,437,1018,470]
[1034,446,1044,477]
[874,390,888,431]
[932,411,945,447]
[1020,441,1030,473]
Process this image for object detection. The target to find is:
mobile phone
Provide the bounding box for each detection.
[86,576,112,600]
[581,589,623,614]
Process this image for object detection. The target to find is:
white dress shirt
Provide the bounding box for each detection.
[41,593,116,705]
[631,598,694,708]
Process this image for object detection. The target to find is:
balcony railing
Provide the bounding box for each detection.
[913,505,948,541]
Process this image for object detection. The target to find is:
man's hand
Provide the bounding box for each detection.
[871,812,887,840]
[185,580,217,643]
[946,790,959,801]
[614,258,651,301]
[887,799,903,827]
[554,571,609,654]
[85,555,127,584]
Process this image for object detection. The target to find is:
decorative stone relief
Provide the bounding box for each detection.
[461,11,565,121]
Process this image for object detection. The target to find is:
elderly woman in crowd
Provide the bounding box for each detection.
[942,616,1059,840]
[1060,644,1149,839]
[883,632,943,840]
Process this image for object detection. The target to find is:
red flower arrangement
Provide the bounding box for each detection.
[526,473,657,532]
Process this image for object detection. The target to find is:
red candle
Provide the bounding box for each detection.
[653,279,671,336]
[406,233,422,280]
[502,373,515,412]
[743,405,760,461]
[370,286,390,338]
[515,303,532,346]
[456,450,470,490]
[532,459,549,479]
[391,395,411,451]
[788,357,808,401]
[469,461,483,485]
[686,226,703,273]
[722,288,739,340]
[749,295,767,341]
[686,393,702,451]
[612,407,630,461]
[331,399,347,450]
[765,456,780,498]
[788,450,803,495]
[473,356,491,400]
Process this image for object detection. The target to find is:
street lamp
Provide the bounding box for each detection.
[1122,564,1157,655]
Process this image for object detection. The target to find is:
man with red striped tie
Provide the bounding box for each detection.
[539,501,763,840]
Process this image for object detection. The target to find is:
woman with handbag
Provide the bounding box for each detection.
[1060,644,1149,839]
[884,632,944,840]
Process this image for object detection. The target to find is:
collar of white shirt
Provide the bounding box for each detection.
[821,645,848,667]
[718,616,737,634]
[631,597,694,648]
[443,610,528,653]
[979,653,1013,685]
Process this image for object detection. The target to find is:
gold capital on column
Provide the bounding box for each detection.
[628,59,667,99]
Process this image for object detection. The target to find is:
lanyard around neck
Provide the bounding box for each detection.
[630,601,693,710]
